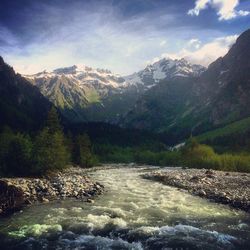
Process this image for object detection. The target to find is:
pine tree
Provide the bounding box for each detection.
[33,107,69,174]
[6,133,33,176]
[74,133,95,168]
[65,132,74,163]
[46,107,62,134]
[0,128,33,176]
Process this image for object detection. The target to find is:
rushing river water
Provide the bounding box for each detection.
[0,166,250,249]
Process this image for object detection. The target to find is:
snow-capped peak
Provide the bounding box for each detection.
[124,58,206,88]
[25,64,126,90]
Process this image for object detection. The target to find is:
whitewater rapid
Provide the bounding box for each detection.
[0,166,249,249]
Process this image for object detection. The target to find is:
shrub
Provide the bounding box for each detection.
[182,142,250,172]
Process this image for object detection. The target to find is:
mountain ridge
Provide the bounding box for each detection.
[0,56,51,131]
[121,29,250,142]
[24,58,205,123]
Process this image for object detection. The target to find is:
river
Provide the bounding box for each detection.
[0,166,250,249]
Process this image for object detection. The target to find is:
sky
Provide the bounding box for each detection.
[0,0,249,75]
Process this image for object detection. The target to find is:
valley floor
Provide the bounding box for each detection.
[143,167,250,212]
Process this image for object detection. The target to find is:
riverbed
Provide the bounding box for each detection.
[0,166,250,249]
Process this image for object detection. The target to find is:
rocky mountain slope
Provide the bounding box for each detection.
[124,58,205,90]
[25,59,205,123]
[25,65,128,122]
[122,29,250,142]
[0,56,51,131]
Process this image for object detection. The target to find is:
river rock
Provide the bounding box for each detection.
[0,180,24,215]
[0,166,104,215]
[142,168,250,212]
[41,197,49,203]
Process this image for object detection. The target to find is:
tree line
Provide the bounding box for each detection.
[0,107,97,177]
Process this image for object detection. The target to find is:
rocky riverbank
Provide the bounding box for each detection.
[143,168,250,212]
[0,167,104,215]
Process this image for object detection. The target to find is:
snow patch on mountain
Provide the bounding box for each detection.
[25,65,126,90]
[124,58,206,88]
[25,58,206,96]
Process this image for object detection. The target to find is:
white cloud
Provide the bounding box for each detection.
[187,39,202,49]
[2,2,244,76]
[150,35,238,67]
[238,10,250,16]
[188,0,250,20]
[188,0,210,16]
[1,4,177,75]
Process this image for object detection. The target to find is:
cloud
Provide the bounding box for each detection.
[151,35,238,67]
[187,39,202,49]
[1,5,162,75]
[1,1,246,76]
[0,2,188,75]
[0,25,19,51]
[188,0,250,20]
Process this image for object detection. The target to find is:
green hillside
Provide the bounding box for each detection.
[195,116,250,150]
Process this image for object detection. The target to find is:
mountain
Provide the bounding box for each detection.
[124,58,205,91]
[193,28,250,127]
[2,28,249,147]
[0,56,51,131]
[25,65,133,122]
[121,76,200,141]
[25,59,205,123]
[122,29,250,143]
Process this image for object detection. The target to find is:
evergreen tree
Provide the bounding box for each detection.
[33,128,69,174]
[74,133,95,167]
[33,107,69,174]
[0,129,33,176]
[0,127,15,175]
[65,132,74,163]
[46,107,62,134]
[6,133,33,176]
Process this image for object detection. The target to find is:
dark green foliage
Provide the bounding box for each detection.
[134,150,182,166]
[182,142,250,172]
[67,122,164,147]
[32,107,70,174]
[33,128,70,174]
[0,128,33,176]
[94,143,182,166]
[46,107,63,134]
[64,132,74,163]
[94,144,134,163]
[0,107,99,176]
[74,134,97,167]
[0,108,70,176]
[195,116,250,152]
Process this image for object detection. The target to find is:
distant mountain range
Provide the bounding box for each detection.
[24,57,206,123]
[25,65,127,122]
[1,28,249,144]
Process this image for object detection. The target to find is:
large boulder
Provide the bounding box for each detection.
[0,180,24,215]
